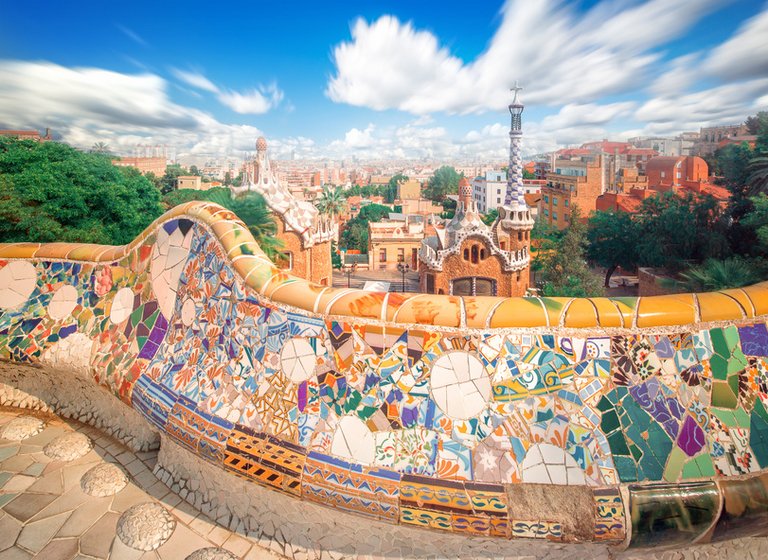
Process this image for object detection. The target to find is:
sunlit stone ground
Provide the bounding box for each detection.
[0,409,283,560]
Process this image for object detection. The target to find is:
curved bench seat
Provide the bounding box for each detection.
[2,201,768,550]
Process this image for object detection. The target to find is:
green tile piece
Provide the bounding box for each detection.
[734,408,750,429]
[664,447,687,482]
[712,380,738,409]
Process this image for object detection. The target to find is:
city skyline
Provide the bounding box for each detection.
[0,0,766,160]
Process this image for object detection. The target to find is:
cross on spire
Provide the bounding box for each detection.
[510,81,522,104]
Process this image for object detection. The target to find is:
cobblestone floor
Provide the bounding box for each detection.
[0,409,283,560]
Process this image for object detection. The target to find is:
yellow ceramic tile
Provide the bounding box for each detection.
[231,256,271,287]
[588,298,625,328]
[636,294,696,328]
[328,291,388,320]
[243,260,279,293]
[741,282,768,317]
[463,296,507,328]
[65,244,112,261]
[218,225,252,255]
[32,243,83,259]
[226,240,264,260]
[393,294,462,327]
[539,297,573,327]
[0,243,41,259]
[489,297,548,328]
[697,291,745,322]
[262,272,296,299]
[717,288,756,318]
[210,219,239,241]
[316,288,355,314]
[270,279,326,313]
[384,293,416,322]
[563,298,599,328]
[607,297,637,326]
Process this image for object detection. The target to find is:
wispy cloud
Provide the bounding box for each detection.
[116,24,148,47]
[170,67,284,114]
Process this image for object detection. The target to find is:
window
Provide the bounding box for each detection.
[661,171,666,178]
[426,274,435,294]
[480,248,486,260]
[553,197,558,206]
[544,209,549,216]
[518,231,522,241]
[397,248,405,262]
[451,277,496,296]
[544,195,549,203]
[676,171,681,179]
[553,212,558,220]
[471,245,479,264]
[500,241,506,250]
[497,198,501,204]
[276,251,293,270]
[564,199,569,207]
[497,189,501,194]
[379,248,387,263]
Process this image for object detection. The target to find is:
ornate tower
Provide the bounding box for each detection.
[504,82,527,207]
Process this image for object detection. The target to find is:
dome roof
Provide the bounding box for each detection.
[256,137,268,151]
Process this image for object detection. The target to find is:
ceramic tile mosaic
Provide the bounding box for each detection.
[5,203,768,548]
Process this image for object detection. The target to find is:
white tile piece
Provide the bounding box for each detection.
[0,261,37,309]
[429,351,491,420]
[48,285,78,320]
[110,288,135,324]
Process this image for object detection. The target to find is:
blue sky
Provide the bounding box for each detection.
[1,0,766,160]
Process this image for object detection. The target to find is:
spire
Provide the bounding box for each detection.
[504,82,527,207]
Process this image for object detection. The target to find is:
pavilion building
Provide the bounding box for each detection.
[418,87,533,297]
[232,137,337,286]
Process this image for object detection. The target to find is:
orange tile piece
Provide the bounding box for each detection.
[463,296,507,328]
[697,291,745,322]
[563,298,599,328]
[636,294,696,328]
[0,243,41,259]
[65,244,114,261]
[328,291,388,320]
[741,282,768,317]
[32,243,83,259]
[316,288,354,314]
[383,292,412,322]
[393,294,462,327]
[588,298,625,328]
[488,298,548,328]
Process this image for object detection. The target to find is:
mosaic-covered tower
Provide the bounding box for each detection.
[418,88,532,297]
[491,83,534,292]
[232,137,336,286]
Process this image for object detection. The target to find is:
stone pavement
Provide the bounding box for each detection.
[0,409,284,560]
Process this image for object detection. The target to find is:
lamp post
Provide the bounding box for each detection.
[397,262,410,293]
[345,262,357,288]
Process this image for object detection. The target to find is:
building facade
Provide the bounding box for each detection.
[232,137,337,286]
[111,156,167,177]
[176,176,204,190]
[540,156,604,229]
[368,217,424,270]
[419,86,533,297]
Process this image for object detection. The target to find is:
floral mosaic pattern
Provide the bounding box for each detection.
[4,206,768,547]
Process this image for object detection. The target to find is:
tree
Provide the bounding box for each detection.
[423,166,461,202]
[189,165,201,176]
[523,169,536,180]
[635,191,730,273]
[340,203,391,252]
[331,241,342,269]
[0,137,163,245]
[745,111,768,135]
[747,156,768,196]
[587,210,641,287]
[539,207,603,297]
[482,208,498,226]
[316,185,345,219]
[156,164,188,195]
[385,173,408,203]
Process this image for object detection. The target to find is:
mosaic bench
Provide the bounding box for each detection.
[3,201,768,554]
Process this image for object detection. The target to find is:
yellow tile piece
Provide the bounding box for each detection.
[719,288,756,318]
[243,260,279,293]
[270,280,326,313]
[393,294,462,327]
[383,292,415,322]
[588,298,625,328]
[32,243,83,259]
[607,297,637,326]
[262,273,298,299]
[231,256,272,287]
[563,298,599,328]
[328,291,388,320]
[316,288,355,314]
[636,294,696,328]
[463,296,507,328]
[741,282,768,316]
[697,291,745,322]
[65,244,112,261]
[94,246,126,262]
[488,297,548,328]
[0,243,41,259]
[539,297,572,327]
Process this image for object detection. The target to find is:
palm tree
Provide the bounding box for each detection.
[675,257,761,292]
[316,185,345,219]
[204,190,283,260]
[91,142,112,154]
[747,156,768,196]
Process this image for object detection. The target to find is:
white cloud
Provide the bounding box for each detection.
[171,68,284,114]
[218,84,284,115]
[327,0,725,114]
[707,7,768,80]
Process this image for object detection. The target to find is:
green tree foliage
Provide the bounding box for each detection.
[481,208,498,226]
[316,185,346,218]
[423,166,462,202]
[634,191,729,273]
[331,241,342,269]
[743,193,768,251]
[673,257,764,292]
[745,111,768,135]
[154,164,189,195]
[385,173,408,203]
[539,208,603,297]
[340,203,391,253]
[747,156,768,196]
[523,169,536,180]
[587,210,641,287]
[0,138,163,245]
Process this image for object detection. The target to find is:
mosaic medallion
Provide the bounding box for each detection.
[110,287,135,324]
[47,284,78,320]
[429,351,491,419]
[0,260,37,309]
[0,415,45,441]
[44,432,92,461]
[280,337,317,383]
[81,463,128,496]
[117,502,176,551]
